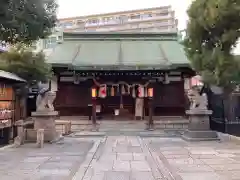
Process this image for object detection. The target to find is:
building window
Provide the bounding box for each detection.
[76,20,85,25]
[141,13,152,19]
[119,15,128,23]
[156,11,169,16]
[63,22,73,27]
[88,19,99,24]
[130,14,140,20]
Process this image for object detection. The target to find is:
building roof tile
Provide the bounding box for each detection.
[47,32,190,70]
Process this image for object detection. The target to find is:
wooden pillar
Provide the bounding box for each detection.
[91,88,97,128]
[147,98,154,130]
[147,87,154,130]
[92,98,96,125]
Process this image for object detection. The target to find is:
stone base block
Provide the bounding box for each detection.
[182,129,219,141]
[31,111,59,142]
[26,129,62,143]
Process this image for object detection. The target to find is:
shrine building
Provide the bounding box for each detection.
[47,32,195,120]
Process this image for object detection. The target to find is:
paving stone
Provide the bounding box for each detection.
[113,160,131,171]
[133,153,146,161]
[161,150,189,155]
[22,157,49,163]
[167,158,204,165]
[92,160,114,172]
[176,164,214,172]
[128,146,143,153]
[189,150,218,155]
[217,170,240,179]
[113,147,129,153]
[131,171,155,180]
[35,169,71,176]
[117,153,133,161]
[91,172,105,180]
[209,164,240,171]
[104,171,130,180]
[39,162,74,169]
[200,158,237,165]
[179,172,222,180]
[130,161,151,171]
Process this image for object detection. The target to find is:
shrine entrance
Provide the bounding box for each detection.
[93,78,150,120]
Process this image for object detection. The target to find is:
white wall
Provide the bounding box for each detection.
[233,39,240,55]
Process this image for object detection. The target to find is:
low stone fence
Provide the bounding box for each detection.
[55,120,71,135]
[217,132,240,144]
[14,119,71,146]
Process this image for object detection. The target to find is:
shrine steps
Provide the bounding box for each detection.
[56,116,189,134]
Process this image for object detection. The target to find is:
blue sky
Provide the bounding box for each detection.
[57,0,193,30]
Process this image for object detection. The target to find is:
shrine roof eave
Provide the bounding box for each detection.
[47,34,190,70]
[51,63,191,71]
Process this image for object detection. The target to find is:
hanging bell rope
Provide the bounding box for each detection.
[111,86,114,96]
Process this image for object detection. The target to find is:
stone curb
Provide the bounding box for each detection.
[217,132,240,144]
[138,137,180,180]
[72,137,105,180]
[0,144,16,151]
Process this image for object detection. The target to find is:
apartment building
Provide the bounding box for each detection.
[57,6,178,33]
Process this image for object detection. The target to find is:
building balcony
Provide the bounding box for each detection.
[75,14,174,29]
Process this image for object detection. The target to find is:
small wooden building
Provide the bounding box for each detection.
[0,70,26,145]
[48,32,195,120]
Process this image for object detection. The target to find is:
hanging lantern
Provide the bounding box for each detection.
[91,88,97,98]
[111,86,115,96]
[99,84,107,98]
[148,88,153,98]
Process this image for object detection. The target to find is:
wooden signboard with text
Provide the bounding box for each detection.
[0,84,14,101]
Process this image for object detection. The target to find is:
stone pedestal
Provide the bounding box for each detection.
[182,109,219,141]
[31,111,62,143]
[36,129,44,148]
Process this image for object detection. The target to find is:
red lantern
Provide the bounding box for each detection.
[138,86,144,98]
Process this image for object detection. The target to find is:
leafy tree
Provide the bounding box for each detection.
[0,44,52,84]
[183,0,240,121]
[0,0,57,44]
[183,0,240,88]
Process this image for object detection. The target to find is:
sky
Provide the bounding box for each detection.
[57,0,193,30]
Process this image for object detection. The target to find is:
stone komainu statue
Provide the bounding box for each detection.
[36,83,56,112]
[187,86,208,110]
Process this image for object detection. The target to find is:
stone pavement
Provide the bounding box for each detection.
[1,135,240,180]
[0,137,94,180]
[144,137,240,180]
[73,136,163,180]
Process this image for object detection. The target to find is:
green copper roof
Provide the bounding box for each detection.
[47,32,189,70]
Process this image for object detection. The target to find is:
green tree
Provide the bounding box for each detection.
[0,44,52,84]
[0,0,57,44]
[183,0,240,120]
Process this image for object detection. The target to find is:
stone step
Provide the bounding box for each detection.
[68,130,183,137]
